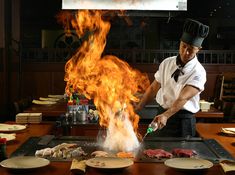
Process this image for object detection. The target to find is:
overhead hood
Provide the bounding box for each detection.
[62,0,187,11]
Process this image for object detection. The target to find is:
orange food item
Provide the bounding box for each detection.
[116,152,134,158]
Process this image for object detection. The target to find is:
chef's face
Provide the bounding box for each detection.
[179,41,200,64]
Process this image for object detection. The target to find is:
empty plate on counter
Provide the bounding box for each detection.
[86,157,133,169]
[39,97,60,102]
[32,100,56,105]
[0,124,26,132]
[221,128,235,136]
[0,133,16,141]
[0,156,50,170]
[48,94,64,99]
[164,158,213,170]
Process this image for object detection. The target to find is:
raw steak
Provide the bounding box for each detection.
[172,148,197,157]
[143,149,173,159]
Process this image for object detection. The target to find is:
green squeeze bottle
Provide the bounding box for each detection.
[143,121,158,140]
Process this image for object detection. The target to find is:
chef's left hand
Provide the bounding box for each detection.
[153,114,168,129]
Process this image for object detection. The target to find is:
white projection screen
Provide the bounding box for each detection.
[62,0,187,11]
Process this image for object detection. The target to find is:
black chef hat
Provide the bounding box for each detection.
[180,19,209,47]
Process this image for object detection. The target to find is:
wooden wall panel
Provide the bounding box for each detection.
[201,73,218,100]
[10,72,19,101]
[0,0,4,48]
[22,72,53,98]
[51,72,66,95]
[9,63,235,104]
[0,72,5,121]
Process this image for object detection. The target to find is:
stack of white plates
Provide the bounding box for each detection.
[28,113,42,123]
[15,113,29,124]
[16,113,42,124]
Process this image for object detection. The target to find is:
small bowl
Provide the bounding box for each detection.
[199,101,214,112]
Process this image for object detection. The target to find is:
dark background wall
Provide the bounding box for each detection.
[1,0,235,121]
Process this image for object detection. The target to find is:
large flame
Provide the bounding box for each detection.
[64,10,150,151]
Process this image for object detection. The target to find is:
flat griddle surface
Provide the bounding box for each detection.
[10,136,234,163]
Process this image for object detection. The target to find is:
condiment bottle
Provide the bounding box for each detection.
[0,138,8,161]
[143,121,159,140]
[147,121,158,134]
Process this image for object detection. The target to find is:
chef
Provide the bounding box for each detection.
[135,18,209,137]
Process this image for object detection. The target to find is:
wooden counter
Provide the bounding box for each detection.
[195,106,224,119]
[5,122,55,155]
[0,122,229,175]
[196,123,235,157]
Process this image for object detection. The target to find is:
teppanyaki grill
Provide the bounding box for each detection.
[10,136,234,164]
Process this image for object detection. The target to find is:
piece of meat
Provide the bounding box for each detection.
[143,149,173,159]
[91,151,109,157]
[116,152,134,158]
[171,148,197,157]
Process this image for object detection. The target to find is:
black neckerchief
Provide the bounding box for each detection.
[171,55,185,82]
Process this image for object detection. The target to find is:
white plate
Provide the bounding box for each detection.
[0,156,50,169]
[164,158,213,170]
[221,128,235,136]
[86,157,133,169]
[0,133,16,141]
[39,97,60,102]
[48,94,64,99]
[32,100,56,105]
[0,124,26,132]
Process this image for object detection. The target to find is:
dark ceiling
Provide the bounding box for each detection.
[188,0,235,19]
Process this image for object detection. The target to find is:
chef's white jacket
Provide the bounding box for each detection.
[154,55,206,113]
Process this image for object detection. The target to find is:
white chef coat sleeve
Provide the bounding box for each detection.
[187,69,206,92]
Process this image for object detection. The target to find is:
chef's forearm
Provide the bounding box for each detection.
[163,98,188,119]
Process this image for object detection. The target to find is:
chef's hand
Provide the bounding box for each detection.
[153,114,168,129]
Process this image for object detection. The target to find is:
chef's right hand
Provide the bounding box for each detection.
[153,114,168,129]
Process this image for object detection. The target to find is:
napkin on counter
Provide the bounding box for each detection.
[70,159,86,174]
[220,160,235,174]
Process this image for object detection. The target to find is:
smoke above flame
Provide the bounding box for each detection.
[63,10,150,151]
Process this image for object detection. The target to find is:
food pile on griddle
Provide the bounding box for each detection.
[91,151,134,158]
[35,142,196,161]
[35,143,87,159]
[35,142,136,160]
